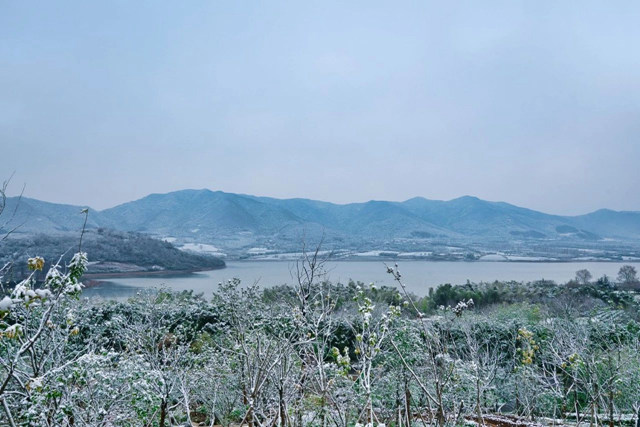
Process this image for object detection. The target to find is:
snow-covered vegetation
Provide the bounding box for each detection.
[0,230,225,280]
[2,244,640,426]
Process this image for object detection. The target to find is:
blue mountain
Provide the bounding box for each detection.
[3,190,640,251]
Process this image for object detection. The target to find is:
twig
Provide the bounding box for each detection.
[78,208,89,253]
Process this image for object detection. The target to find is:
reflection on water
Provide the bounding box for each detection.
[80,260,640,300]
[83,281,140,299]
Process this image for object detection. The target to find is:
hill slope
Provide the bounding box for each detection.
[1,229,225,279]
[2,190,640,257]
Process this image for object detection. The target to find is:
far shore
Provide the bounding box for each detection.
[83,266,224,280]
[231,256,640,263]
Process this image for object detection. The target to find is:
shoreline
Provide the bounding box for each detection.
[83,266,224,280]
[230,257,640,263]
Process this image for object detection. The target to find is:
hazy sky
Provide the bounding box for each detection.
[2,1,639,215]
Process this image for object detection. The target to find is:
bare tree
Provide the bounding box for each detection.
[351,284,401,425]
[617,265,639,289]
[576,269,593,285]
[0,175,25,242]
[459,317,503,425]
[387,263,466,426]
[290,240,346,427]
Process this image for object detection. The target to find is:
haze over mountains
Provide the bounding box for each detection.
[3,189,640,261]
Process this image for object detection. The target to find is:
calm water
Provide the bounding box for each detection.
[82,260,638,299]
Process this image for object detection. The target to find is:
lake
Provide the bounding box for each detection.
[82,260,638,299]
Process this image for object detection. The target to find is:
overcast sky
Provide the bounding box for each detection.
[2,1,639,215]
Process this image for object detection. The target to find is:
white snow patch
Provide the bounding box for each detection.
[398,251,433,257]
[0,296,12,311]
[505,256,556,261]
[249,250,333,260]
[578,248,605,254]
[180,243,226,257]
[479,254,508,261]
[247,247,276,255]
[181,243,220,252]
[354,251,399,257]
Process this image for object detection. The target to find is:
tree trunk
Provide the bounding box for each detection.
[476,377,483,426]
[575,389,581,425]
[247,393,256,427]
[320,393,327,427]
[405,380,412,427]
[436,402,445,426]
[159,399,167,427]
[515,380,520,416]
[609,390,614,427]
[279,383,286,427]
[435,380,445,426]
[296,374,305,427]
[242,363,248,405]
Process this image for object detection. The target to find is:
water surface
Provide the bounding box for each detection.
[82,260,637,299]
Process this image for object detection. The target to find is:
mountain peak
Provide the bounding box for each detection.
[456,195,479,200]
[449,195,484,204]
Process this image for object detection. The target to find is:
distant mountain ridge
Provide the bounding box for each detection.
[3,190,640,256]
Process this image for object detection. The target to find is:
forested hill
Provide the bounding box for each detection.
[3,190,640,257]
[0,229,225,279]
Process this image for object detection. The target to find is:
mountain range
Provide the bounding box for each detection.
[3,190,640,258]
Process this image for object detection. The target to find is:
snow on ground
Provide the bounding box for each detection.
[247,247,277,255]
[578,248,605,254]
[398,251,433,257]
[182,243,220,252]
[479,254,508,261]
[249,250,335,260]
[180,243,227,257]
[354,250,399,257]
[505,256,556,261]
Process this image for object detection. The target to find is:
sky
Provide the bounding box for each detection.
[1,1,639,215]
